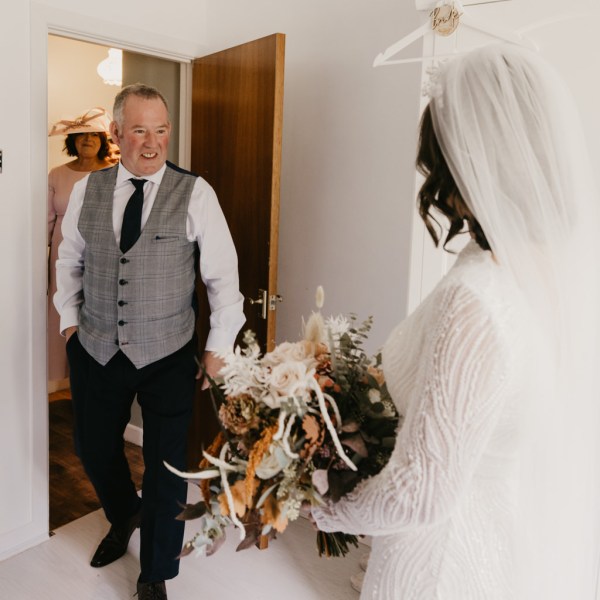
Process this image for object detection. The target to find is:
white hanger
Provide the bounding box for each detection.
[374,0,538,67]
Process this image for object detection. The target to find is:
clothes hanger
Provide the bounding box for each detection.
[373,0,538,67]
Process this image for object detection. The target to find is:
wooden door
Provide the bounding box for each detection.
[187,34,285,467]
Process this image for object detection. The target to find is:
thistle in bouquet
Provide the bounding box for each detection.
[165,287,401,559]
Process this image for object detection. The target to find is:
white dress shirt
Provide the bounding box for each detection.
[54,163,245,352]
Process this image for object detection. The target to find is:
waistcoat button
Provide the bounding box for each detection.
[118,320,126,326]
[120,258,129,264]
[119,279,128,285]
[118,300,127,306]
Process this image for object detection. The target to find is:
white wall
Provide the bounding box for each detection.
[36,0,209,49]
[206,0,424,351]
[0,0,47,562]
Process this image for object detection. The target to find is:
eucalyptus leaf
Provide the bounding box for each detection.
[176,501,207,521]
[177,542,196,558]
[236,527,259,551]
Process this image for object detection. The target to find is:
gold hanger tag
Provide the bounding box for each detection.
[430,2,462,37]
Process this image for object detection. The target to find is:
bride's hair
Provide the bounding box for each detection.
[416,104,490,252]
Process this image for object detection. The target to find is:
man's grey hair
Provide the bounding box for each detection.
[112,83,170,127]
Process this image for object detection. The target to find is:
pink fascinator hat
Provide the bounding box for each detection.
[48,106,112,137]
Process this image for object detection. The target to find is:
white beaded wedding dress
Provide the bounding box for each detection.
[315,240,522,599]
[313,44,600,600]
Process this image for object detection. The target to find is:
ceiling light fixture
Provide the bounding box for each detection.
[97,48,123,86]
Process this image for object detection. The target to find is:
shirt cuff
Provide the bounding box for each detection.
[204,328,239,353]
[59,310,79,337]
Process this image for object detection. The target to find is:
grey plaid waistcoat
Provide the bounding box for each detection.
[77,163,197,368]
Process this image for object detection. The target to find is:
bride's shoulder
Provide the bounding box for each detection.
[439,242,512,307]
[397,242,516,338]
[445,240,497,282]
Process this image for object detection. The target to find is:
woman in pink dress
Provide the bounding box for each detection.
[47,107,116,389]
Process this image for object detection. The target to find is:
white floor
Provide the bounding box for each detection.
[0,496,364,600]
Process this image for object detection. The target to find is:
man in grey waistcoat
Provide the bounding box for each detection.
[54,83,245,600]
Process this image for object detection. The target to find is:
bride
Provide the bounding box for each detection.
[312,44,600,599]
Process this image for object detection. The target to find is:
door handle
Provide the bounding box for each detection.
[248,289,268,319]
[248,290,283,320]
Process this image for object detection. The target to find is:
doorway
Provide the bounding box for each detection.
[44,29,285,529]
[46,34,181,530]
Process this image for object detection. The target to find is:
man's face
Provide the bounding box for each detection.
[110,95,171,177]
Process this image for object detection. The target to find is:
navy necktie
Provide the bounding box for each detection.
[120,178,147,253]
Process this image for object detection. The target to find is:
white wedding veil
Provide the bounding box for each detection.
[428,44,600,599]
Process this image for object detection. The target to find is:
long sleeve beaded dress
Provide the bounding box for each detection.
[313,241,524,599]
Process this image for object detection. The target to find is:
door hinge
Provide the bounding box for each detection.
[269,293,283,311]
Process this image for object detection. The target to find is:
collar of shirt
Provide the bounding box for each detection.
[115,162,166,189]
[113,162,167,243]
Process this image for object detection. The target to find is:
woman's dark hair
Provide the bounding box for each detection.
[64,132,110,159]
[416,104,490,252]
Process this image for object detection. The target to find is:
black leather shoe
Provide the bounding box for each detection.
[90,511,141,567]
[136,580,167,600]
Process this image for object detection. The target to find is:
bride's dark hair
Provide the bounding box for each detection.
[416,104,490,252]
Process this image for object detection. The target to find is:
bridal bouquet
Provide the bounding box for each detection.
[166,288,400,558]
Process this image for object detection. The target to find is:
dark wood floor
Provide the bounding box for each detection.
[49,391,144,531]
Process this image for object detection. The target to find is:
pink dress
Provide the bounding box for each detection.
[47,164,90,381]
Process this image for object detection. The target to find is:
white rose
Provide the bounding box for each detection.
[255,445,292,479]
[268,360,313,399]
[264,341,318,368]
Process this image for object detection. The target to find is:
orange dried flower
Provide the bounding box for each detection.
[299,413,325,461]
[245,423,279,501]
[198,431,225,504]
[302,414,321,445]
[218,478,259,518]
[261,493,289,533]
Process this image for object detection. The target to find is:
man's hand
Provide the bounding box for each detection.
[196,350,225,389]
[64,326,78,342]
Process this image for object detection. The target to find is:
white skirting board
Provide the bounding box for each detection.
[124,423,143,447]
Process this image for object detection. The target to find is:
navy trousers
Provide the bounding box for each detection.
[66,333,197,583]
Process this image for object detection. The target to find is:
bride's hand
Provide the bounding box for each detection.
[301,500,320,530]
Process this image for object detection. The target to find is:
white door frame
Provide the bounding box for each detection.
[21,2,202,559]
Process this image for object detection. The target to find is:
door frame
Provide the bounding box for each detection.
[29,2,202,549]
